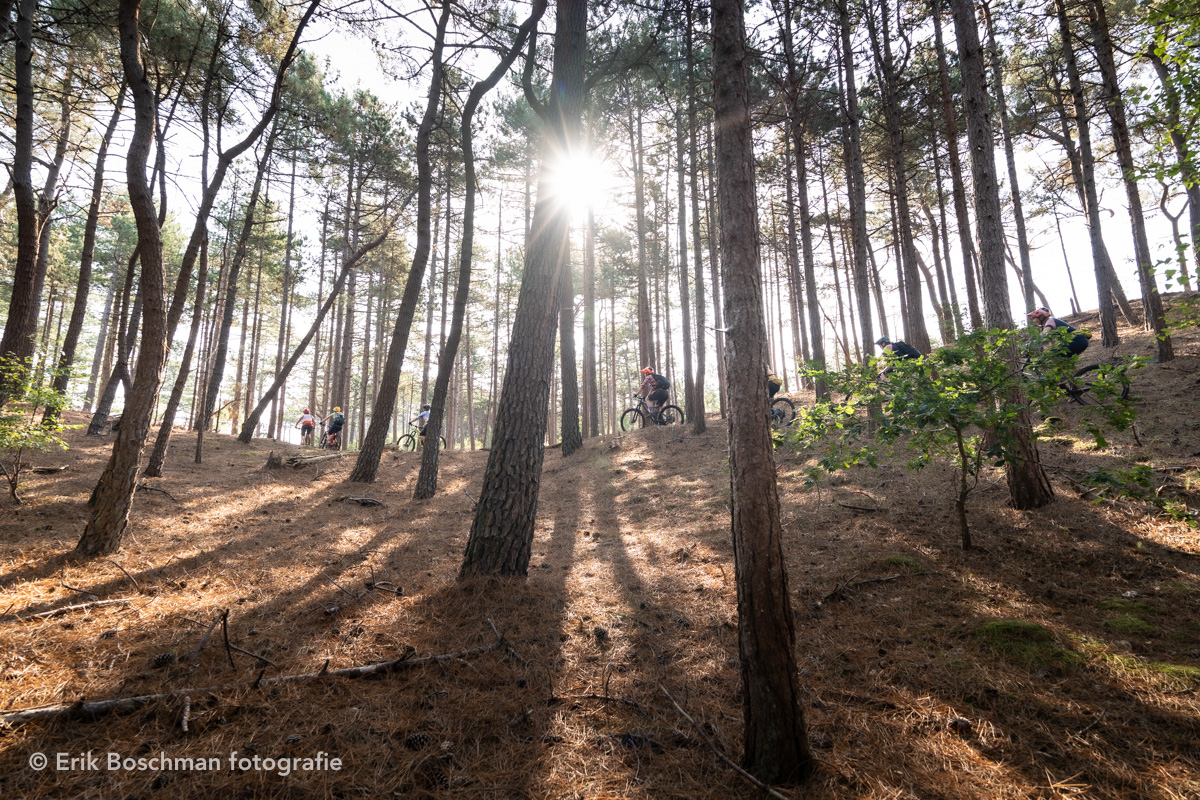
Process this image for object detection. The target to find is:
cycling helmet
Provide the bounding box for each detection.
[641,367,654,374]
[1027,307,1051,318]
[333,407,341,413]
[303,408,310,414]
[875,336,890,346]
[422,404,431,410]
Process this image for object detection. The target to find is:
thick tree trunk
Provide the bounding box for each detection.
[712,0,813,783]
[686,1,707,430]
[630,101,654,369]
[76,0,170,557]
[460,0,586,577]
[348,1,453,483]
[952,0,1053,511]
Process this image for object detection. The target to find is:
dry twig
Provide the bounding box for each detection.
[822,574,903,603]
[660,685,794,800]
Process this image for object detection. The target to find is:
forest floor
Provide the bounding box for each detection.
[1,310,1199,799]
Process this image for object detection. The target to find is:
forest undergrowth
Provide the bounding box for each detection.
[0,312,1197,799]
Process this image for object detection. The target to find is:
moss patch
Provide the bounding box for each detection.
[975,619,1083,671]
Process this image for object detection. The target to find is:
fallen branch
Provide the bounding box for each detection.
[559,693,642,709]
[136,482,179,502]
[835,502,881,513]
[0,598,130,623]
[0,632,502,728]
[285,453,342,468]
[179,695,191,734]
[1074,709,1106,738]
[822,573,903,603]
[660,685,794,800]
[338,495,383,507]
[107,560,141,592]
[31,465,68,474]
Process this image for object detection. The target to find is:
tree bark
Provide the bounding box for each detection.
[0,0,43,391]
[75,0,171,557]
[837,0,877,364]
[348,1,453,483]
[674,106,696,425]
[1145,46,1200,282]
[951,0,1053,511]
[459,0,587,577]
[932,0,984,330]
[712,0,814,783]
[1088,0,1172,362]
[413,0,545,496]
[1055,0,1119,346]
[46,88,125,421]
[686,0,708,430]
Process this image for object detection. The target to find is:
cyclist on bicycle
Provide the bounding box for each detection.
[767,371,784,399]
[296,408,316,446]
[322,407,345,448]
[875,336,922,375]
[410,404,431,447]
[638,367,671,420]
[1027,307,1089,357]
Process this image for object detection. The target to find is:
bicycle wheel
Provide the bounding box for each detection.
[319,432,329,449]
[437,436,447,449]
[620,408,646,431]
[656,404,685,425]
[399,433,417,452]
[1073,363,1131,402]
[770,397,796,428]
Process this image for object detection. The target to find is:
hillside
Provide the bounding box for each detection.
[1,314,1198,799]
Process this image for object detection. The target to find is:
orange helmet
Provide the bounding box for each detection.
[641,367,654,374]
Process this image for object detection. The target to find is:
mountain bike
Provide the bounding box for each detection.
[395,424,447,451]
[620,393,684,430]
[770,397,796,429]
[319,429,341,450]
[1059,362,1131,405]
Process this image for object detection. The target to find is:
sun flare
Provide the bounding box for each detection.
[546,151,615,218]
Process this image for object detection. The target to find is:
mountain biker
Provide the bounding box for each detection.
[767,371,784,399]
[875,336,922,375]
[638,367,671,419]
[1027,307,1089,357]
[323,407,345,448]
[296,408,316,446]
[410,404,431,447]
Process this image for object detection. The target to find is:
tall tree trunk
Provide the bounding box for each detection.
[706,122,728,417]
[239,233,388,443]
[712,0,813,782]
[837,0,878,362]
[630,101,654,369]
[84,262,119,411]
[1089,0,1172,361]
[1146,46,1200,281]
[952,0,1053,511]
[413,2,545,494]
[674,106,696,424]
[460,0,586,577]
[46,89,125,420]
[1055,0,1119,346]
[932,0,984,330]
[348,1,453,483]
[76,0,170,556]
[686,0,708,429]
[982,0,1036,314]
[867,0,930,352]
[583,206,599,437]
[200,122,280,427]
[144,235,208,477]
[0,0,45,391]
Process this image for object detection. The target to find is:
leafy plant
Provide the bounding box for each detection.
[789,329,1142,549]
[0,356,73,504]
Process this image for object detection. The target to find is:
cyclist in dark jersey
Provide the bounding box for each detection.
[1027,307,1089,356]
[875,336,922,375]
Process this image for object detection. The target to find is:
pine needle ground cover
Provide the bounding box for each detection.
[1,315,1198,799]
